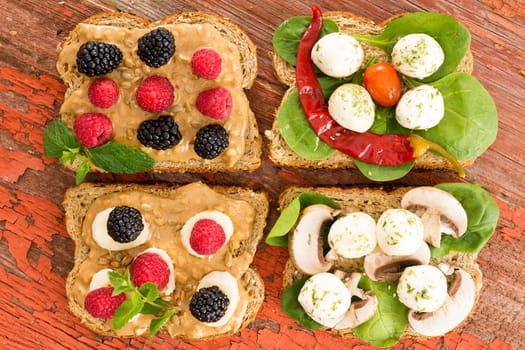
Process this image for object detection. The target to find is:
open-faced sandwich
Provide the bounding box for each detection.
[267,5,498,181]
[45,11,261,183]
[63,182,268,340]
[266,182,499,347]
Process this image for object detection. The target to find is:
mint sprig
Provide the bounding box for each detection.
[108,270,180,340]
[43,120,155,184]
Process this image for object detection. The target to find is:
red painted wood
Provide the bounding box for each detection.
[0,0,523,349]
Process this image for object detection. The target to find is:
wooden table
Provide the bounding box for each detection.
[1,0,523,349]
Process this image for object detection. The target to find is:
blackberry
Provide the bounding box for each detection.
[189,286,230,323]
[106,206,144,243]
[137,115,182,150]
[137,28,175,68]
[76,41,123,77]
[194,124,229,159]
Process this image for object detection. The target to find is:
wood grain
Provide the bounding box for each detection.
[0,0,523,349]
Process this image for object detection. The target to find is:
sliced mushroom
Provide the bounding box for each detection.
[332,272,378,330]
[401,187,468,248]
[289,204,337,275]
[364,241,431,282]
[408,268,476,336]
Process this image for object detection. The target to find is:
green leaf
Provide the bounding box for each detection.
[369,107,410,135]
[113,292,144,330]
[277,76,353,161]
[352,276,408,348]
[139,283,160,303]
[87,142,155,174]
[280,277,323,329]
[75,155,90,184]
[148,309,175,340]
[430,183,500,258]
[273,16,339,66]
[354,160,415,182]
[266,192,339,247]
[109,270,135,295]
[140,303,165,315]
[417,73,498,160]
[43,120,80,158]
[354,12,471,82]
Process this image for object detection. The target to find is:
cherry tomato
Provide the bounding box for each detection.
[363,62,401,107]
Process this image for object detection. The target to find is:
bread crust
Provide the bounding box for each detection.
[63,182,268,339]
[278,185,482,341]
[269,11,475,171]
[56,11,261,174]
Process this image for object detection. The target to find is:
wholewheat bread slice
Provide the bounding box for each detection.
[63,182,268,340]
[267,11,475,171]
[56,11,261,174]
[277,185,482,341]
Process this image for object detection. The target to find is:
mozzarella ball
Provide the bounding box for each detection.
[391,33,445,79]
[395,85,444,130]
[311,32,364,78]
[376,209,424,256]
[328,83,375,132]
[298,272,351,328]
[397,265,448,312]
[328,212,377,258]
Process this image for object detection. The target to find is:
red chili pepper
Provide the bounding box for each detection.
[296,6,465,176]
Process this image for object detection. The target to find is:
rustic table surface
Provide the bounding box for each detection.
[1,0,524,349]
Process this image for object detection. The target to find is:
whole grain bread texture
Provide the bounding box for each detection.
[63,182,268,340]
[57,11,261,174]
[278,185,482,341]
[267,11,475,171]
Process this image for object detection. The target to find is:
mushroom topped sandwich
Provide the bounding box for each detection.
[266,183,499,348]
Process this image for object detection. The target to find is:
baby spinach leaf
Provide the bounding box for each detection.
[273,16,339,66]
[277,89,335,160]
[281,277,323,329]
[417,73,498,160]
[354,160,415,182]
[369,107,410,135]
[352,276,408,348]
[430,183,500,258]
[277,76,354,161]
[353,12,470,82]
[266,192,340,247]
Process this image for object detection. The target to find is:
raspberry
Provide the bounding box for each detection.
[191,48,222,80]
[136,76,174,113]
[88,78,119,108]
[189,219,226,255]
[84,287,125,320]
[130,252,170,290]
[73,113,113,148]
[137,28,176,68]
[76,41,123,77]
[106,206,144,243]
[194,124,229,159]
[195,86,233,121]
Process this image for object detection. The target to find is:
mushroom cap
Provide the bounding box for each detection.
[289,204,335,275]
[332,291,378,330]
[364,241,431,282]
[401,187,468,247]
[408,268,476,336]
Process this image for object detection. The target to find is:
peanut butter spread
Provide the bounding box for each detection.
[58,22,250,167]
[70,182,255,338]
